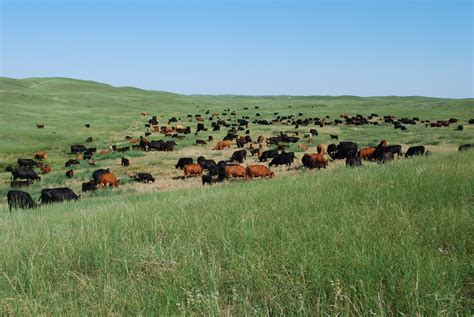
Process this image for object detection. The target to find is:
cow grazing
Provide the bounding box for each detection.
[40,188,80,204]
[65,159,80,167]
[86,137,93,143]
[10,180,33,188]
[70,145,87,153]
[175,157,193,169]
[330,134,339,140]
[304,153,328,168]
[65,169,74,178]
[197,157,218,171]
[184,163,203,177]
[457,125,464,131]
[405,146,425,158]
[346,156,362,167]
[328,142,358,160]
[34,151,48,161]
[18,158,39,168]
[11,167,41,182]
[301,155,326,169]
[98,173,120,187]
[121,157,130,167]
[36,124,44,129]
[85,123,91,128]
[196,139,207,145]
[258,149,278,162]
[7,190,37,211]
[230,149,247,163]
[224,165,247,179]
[246,165,273,179]
[269,152,296,167]
[92,168,110,184]
[358,147,376,160]
[82,180,97,192]
[370,145,402,161]
[134,173,155,183]
[213,140,232,150]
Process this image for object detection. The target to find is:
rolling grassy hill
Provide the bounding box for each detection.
[0,77,473,314]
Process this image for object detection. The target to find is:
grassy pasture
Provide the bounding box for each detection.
[0,77,473,314]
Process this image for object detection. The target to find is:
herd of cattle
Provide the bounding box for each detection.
[4,109,473,211]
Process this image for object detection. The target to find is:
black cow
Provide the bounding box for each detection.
[17,158,39,168]
[330,134,339,140]
[92,168,110,184]
[65,159,80,167]
[11,167,41,182]
[258,149,278,162]
[197,156,217,171]
[11,180,33,188]
[370,145,402,161]
[121,157,130,166]
[457,125,464,131]
[328,142,358,160]
[175,157,193,169]
[82,180,97,192]
[201,174,214,185]
[269,152,295,167]
[196,139,207,145]
[346,156,362,167]
[197,123,206,132]
[230,149,246,163]
[405,146,425,158]
[7,190,37,211]
[70,145,87,153]
[134,173,155,183]
[40,188,80,204]
[458,144,472,151]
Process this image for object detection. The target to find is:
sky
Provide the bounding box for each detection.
[0,0,472,98]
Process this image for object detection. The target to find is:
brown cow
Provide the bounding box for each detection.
[141,111,149,116]
[225,165,247,179]
[316,144,327,155]
[41,165,51,174]
[129,138,140,144]
[298,144,308,151]
[213,140,232,150]
[358,147,376,160]
[183,163,203,177]
[99,149,110,155]
[34,151,48,161]
[99,173,120,187]
[246,165,274,179]
[257,135,266,144]
[305,153,328,167]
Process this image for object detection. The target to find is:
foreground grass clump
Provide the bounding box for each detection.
[1,153,473,315]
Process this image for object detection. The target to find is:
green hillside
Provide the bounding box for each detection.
[0,77,473,314]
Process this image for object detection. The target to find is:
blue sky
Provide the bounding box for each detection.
[0,0,472,97]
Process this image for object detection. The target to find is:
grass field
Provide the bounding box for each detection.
[0,77,473,314]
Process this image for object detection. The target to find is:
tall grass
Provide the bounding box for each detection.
[1,153,472,315]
